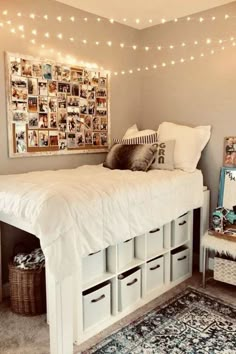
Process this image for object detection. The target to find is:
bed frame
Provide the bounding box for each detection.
[0,188,209,354]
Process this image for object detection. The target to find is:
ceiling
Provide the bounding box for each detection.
[56,0,232,29]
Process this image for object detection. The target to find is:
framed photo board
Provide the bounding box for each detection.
[218,167,236,209]
[5,52,110,157]
[223,136,236,167]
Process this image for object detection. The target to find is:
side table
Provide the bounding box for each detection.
[202,231,236,287]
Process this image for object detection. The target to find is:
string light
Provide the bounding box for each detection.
[120,43,124,48]
[162,62,166,67]
[149,19,153,24]
[29,13,35,19]
[109,19,114,24]
[31,39,36,44]
[157,46,162,50]
[97,18,101,22]
[57,16,62,22]
[129,69,133,74]
[2,10,7,15]
[169,45,174,49]
[32,29,37,35]
[70,37,74,42]
[132,45,137,50]
[6,20,11,25]
[17,12,22,17]
[82,39,87,44]
[84,17,88,22]
[57,33,63,39]
[153,64,157,69]
[199,17,204,22]
[161,19,166,24]
[44,32,50,38]
[136,19,140,24]
[107,41,112,46]
[18,25,24,31]
[70,16,75,22]
[212,16,216,21]
[0,23,3,27]
[44,14,48,20]
[145,46,149,51]
[95,41,100,45]
[10,28,15,33]
[41,44,45,48]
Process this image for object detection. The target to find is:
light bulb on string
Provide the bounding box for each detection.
[45,32,50,38]
[120,43,124,48]
[70,16,75,22]
[109,19,114,23]
[57,33,63,39]
[30,14,35,19]
[44,15,48,20]
[17,12,22,17]
[3,10,8,15]
[32,29,37,35]
[132,45,137,50]
[57,16,62,22]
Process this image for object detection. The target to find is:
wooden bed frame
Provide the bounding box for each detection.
[0,188,209,354]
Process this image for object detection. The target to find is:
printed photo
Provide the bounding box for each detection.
[28,129,38,147]
[39,130,49,147]
[28,113,39,128]
[57,92,67,101]
[59,131,66,140]
[97,88,107,97]
[28,96,38,112]
[67,106,80,114]
[91,72,99,86]
[67,116,76,132]
[84,115,92,129]
[92,116,100,131]
[88,101,95,115]
[71,83,79,96]
[49,112,57,128]
[58,82,71,94]
[59,139,67,150]
[96,109,107,116]
[42,63,52,80]
[21,59,32,76]
[58,123,67,132]
[39,96,48,113]
[53,65,62,81]
[39,113,48,128]
[99,76,106,87]
[12,76,27,89]
[32,62,42,77]
[48,81,57,96]
[12,100,27,111]
[92,132,100,146]
[80,98,87,114]
[49,131,59,146]
[97,98,107,109]
[48,97,57,112]
[85,130,92,144]
[10,57,21,76]
[80,85,87,99]
[76,132,85,146]
[100,117,108,130]
[67,96,79,107]
[84,70,91,85]
[28,78,38,95]
[61,66,71,82]
[67,133,76,148]
[12,111,28,122]
[15,123,26,153]
[101,132,108,146]
[71,68,83,82]
[58,108,67,124]
[12,87,28,101]
[223,137,236,167]
[87,86,96,100]
[76,119,85,133]
[38,80,48,96]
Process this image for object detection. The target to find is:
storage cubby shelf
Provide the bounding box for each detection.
[76,210,194,345]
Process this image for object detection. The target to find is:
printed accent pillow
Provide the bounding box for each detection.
[103,144,157,171]
[114,132,158,145]
[158,122,211,172]
[151,140,176,170]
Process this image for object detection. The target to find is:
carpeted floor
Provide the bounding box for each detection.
[0,272,235,354]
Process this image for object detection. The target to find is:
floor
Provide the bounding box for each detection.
[0,272,235,354]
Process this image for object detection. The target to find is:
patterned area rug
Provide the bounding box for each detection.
[83,287,236,354]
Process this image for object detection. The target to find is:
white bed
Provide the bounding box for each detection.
[0,164,205,353]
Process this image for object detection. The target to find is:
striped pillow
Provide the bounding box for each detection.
[113,132,158,145]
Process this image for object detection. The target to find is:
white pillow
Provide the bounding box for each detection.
[123,124,156,139]
[157,122,211,172]
[123,124,139,139]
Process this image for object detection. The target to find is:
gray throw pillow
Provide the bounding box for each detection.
[103,144,157,171]
[151,140,175,170]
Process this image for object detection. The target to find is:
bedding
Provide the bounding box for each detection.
[0,165,203,280]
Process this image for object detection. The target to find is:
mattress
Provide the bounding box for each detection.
[0,165,203,279]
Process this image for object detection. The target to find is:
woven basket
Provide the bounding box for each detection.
[214,257,236,286]
[8,262,46,316]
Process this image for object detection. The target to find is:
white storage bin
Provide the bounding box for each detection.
[83,282,111,330]
[147,227,164,257]
[171,213,188,247]
[117,238,134,270]
[118,268,141,311]
[82,249,106,284]
[146,256,164,292]
[171,247,189,281]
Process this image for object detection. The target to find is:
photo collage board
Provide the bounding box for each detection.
[6,52,109,157]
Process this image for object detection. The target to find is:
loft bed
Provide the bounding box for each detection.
[0,163,209,354]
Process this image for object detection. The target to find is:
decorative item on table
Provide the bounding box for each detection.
[211,205,236,232]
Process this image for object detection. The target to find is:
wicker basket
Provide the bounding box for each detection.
[8,262,46,316]
[214,257,236,286]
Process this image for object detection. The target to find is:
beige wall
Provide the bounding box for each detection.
[1,0,236,282]
[0,0,141,282]
[139,1,236,211]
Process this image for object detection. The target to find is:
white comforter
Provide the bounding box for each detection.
[0,165,203,279]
